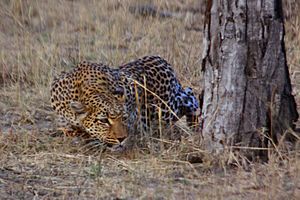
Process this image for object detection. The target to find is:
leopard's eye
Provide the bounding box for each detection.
[99,118,109,124]
[95,118,109,124]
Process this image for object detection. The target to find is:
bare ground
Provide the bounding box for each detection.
[0,0,299,199]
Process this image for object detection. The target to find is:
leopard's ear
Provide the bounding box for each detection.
[70,101,88,120]
[112,86,125,102]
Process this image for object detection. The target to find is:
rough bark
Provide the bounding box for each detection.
[201,0,299,157]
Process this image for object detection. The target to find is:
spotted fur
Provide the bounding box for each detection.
[119,55,199,133]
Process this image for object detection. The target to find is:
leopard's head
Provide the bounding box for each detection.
[70,95,128,145]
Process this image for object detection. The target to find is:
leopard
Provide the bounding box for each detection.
[50,61,128,145]
[50,56,199,149]
[118,55,200,138]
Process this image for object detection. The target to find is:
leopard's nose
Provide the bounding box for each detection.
[117,137,126,143]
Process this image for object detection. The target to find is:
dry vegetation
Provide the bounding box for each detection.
[0,0,299,199]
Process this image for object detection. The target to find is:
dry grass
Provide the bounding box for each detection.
[0,0,299,199]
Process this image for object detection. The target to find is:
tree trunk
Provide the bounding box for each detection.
[201,0,299,158]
